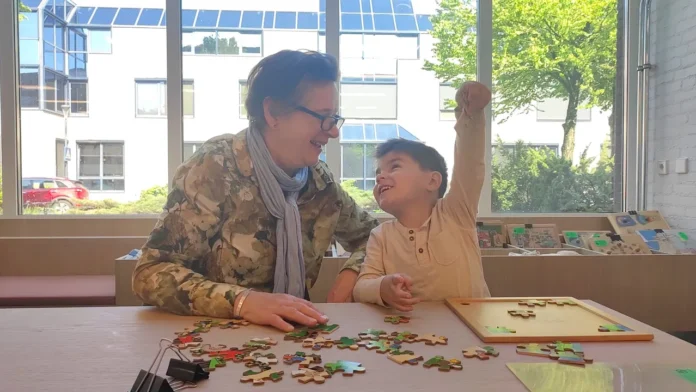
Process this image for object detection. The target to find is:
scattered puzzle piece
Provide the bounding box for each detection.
[486,326,516,334]
[189,343,227,356]
[302,336,334,351]
[598,324,633,332]
[192,356,226,371]
[548,350,594,366]
[519,300,546,307]
[285,329,318,342]
[508,310,536,318]
[384,315,410,325]
[219,319,249,329]
[415,333,448,345]
[388,350,424,365]
[515,343,550,358]
[335,337,360,350]
[243,353,278,369]
[358,339,401,354]
[173,335,203,349]
[463,346,499,360]
[358,328,389,340]
[243,337,278,351]
[324,361,366,376]
[424,356,463,371]
[207,348,249,362]
[547,299,577,306]
[292,366,331,384]
[240,369,284,385]
[282,351,321,367]
[174,329,200,338]
[547,342,584,355]
[390,331,418,343]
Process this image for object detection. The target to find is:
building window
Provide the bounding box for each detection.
[88,29,112,53]
[439,84,456,121]
[19,67,40,108]
[536,98,592,122]
[184,142,204,161]
[19,11,40,66]
[340,123,420,190]
[340,83,397,119]
[43,69,68,112]
[70,81,88,114]
[135,80,194,117]
[43,14,67,73]
[239,81,248,119]
[68,28,87,78]
[77,142,125,191]
[182,31,261,56]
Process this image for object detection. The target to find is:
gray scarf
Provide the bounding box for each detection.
[246,126,309,298]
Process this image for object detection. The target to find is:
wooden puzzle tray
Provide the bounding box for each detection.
[445,297,655,343]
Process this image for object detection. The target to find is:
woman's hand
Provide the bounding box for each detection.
[326,270,359,303]
[238,291,329,332]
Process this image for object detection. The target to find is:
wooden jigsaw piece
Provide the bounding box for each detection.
[335,337,360,350]
[598,324,632,332]
[384,315,410,325]
[547,341,584,355]
[518,300,546,307]
[388,350,424,365]
[324,361,366,376]
[219,319,250,329]
[358,328,389,340]
[486,326,516,334]
[358,339,401,354]
[189,343,227,357]
[173,335,203,349]
[283,351,321,367]
[547,299,577,306]
[192,356,226,371]
[291,366,331,384]
[302,336,334,351]
[515,343,551,358]
[548,350,593,366]
[508,310,536,318]
[415,333,448,346]
[243,337,278,351]
[243,352,278,369]
[423,356,462,371]
[390,331,418,343]
[207,348,249,362]
[240,369,284,385]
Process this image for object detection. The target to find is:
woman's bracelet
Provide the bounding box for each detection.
[233,289,252,319]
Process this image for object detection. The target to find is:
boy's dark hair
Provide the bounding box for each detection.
[245,50,339,127]
[376,138,449,198]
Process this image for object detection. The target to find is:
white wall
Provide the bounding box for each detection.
[647,0,696,230]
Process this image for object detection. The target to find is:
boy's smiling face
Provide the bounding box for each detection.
[373,151,441,216]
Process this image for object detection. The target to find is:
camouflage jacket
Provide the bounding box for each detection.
[132,130,378,318]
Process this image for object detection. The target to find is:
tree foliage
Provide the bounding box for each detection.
[424,0,617,160]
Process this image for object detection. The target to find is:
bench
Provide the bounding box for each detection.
[0,275,116,307]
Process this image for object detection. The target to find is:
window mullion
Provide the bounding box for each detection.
[325,0,341,179]
[477,0,493,216]
[166,0,183,189]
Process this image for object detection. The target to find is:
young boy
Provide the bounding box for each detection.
[352,81,492,311]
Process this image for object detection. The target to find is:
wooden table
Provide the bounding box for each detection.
[2,301,696,391]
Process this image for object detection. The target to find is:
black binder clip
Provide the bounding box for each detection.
[130,338,208,392]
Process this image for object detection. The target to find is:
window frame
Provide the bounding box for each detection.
[76,141,126,192]
[0,0,636,220]
[135,79,194,118]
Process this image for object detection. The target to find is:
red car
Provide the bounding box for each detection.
[22,177,89,213]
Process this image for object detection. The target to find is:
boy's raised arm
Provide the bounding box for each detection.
[441,81,491,228]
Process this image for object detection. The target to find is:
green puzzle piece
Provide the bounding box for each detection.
[325,360,366,376]
[336,337,359,349]
[391,331,418,342]
[359,328,388,339]
[310,324,340,334]
[676,369,696,385]
[598,324,633,332]
[361,339,401,353]
[208,357,225,369]
[487,326,516,334]
[549,341,583,354]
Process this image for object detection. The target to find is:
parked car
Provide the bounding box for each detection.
[22,177,89,213]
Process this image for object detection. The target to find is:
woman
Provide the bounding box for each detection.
[132,50,379,332]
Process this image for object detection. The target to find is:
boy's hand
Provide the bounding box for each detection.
[455,81,492,117]
[380,273,420,312]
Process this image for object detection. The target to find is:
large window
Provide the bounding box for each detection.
[136,80,194,117]
[77,142,125,191]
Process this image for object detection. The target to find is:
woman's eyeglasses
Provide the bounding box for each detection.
[296,106,345,132]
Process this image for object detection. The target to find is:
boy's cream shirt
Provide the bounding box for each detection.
[352,110,491,306]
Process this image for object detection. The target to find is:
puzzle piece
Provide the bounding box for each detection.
[358,328,389,340]
[358,339,401,354]
[192,356,226,371]
[292,366,332,384]
[173,335,203,349]
[309,323,340,334]
[285,329,318,341]
[282,351,321,367]
[207,348,249,362]
[324,361,366,376]
[508,310,536,318]
[189,343,227,357]
[463,346,499,360]
[388,350,424,365]
[547,341,584,355]
[218,319,250,329]
[243,337,278,351]
[174,329,201,338]
[547,299,577,306]
[515,343,551,358]
[519,300,546,307]
[486,326,516,334]
[423,356,463,371]
[548,351,594,366]
[191,320,215,332]
[335,337,360,350]
[384,315,410,325]
[302,336,334,351]
[390,331,418,343]
[599,324,633,332]
[415,333,448,345]
[243,353,278,369]
[240,369,284,385]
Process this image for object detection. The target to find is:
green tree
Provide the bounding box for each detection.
[424,0,617,161]
[195,34,239,55]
